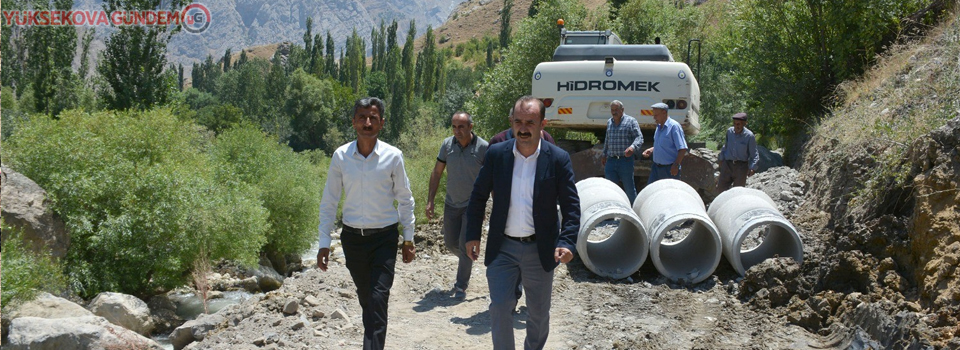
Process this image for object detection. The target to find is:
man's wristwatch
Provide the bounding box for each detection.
[403,241,414,247]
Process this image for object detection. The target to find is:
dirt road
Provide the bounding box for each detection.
[192,218,827,350]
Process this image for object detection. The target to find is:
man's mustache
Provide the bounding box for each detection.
[517,132,532,138]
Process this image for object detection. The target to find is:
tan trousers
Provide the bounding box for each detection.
[717,160,750,193]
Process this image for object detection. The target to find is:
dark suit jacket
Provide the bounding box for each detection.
[465,139,580,272]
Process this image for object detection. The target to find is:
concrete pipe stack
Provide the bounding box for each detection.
[574,178,648,279]
[706,187,804,276]
[633,179,722,284]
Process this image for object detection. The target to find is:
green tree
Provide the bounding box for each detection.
[467,0,588,134]
[215,58,270,121]
[286,69,354,152]
[222,48,232,72]
[210,123,326,256]
[325,32,337,79]
[98,0,185,110]
[421,26,438,101]
[310,33,324,76]
[722,0,930,147]
[402,21,417,105]
[3,109,269,298]
[341,28,367,94]
[235,50,249,69]
[500,0,514,49]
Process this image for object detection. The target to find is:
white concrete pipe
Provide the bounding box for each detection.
[707,187,803,276]
[575,178,648,279]
[634,179,722,284]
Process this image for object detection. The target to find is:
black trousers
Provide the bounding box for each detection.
[340,226,399,350]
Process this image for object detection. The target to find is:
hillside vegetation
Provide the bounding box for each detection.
[2,0,957,313]
[780,9,960,346]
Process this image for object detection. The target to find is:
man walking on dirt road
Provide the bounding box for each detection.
[601,100,643,204]
[316,97,417,350]
[716,112,759,192]
[427,111,489,300]
[465,96,581,350]
[642,102,688,184]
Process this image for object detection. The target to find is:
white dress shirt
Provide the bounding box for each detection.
[504,140,540,238]
[317,140,416,248]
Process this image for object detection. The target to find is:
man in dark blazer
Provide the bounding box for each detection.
[465,96,581,350]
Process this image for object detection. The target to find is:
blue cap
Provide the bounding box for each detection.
[651,102,669,110]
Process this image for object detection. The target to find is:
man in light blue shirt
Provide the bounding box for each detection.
[642,102,688,185]
[717,112,759,192]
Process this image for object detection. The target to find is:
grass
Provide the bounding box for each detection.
[812,11,960,206]
[0,220,68,309]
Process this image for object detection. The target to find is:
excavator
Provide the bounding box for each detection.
[533,19,716,198]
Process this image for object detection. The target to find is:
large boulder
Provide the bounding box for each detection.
[87,292,156,336]
[147,294,185,335]
[6,292,94,320]
[756,145,785,173]
[0,165,69,258]
[5,316,163,350]
[2,293,94,343]
[169,313,227,350]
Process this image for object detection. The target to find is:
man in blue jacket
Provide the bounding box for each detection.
[465,96,581,350]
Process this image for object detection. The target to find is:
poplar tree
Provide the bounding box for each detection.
[98,0,186,110]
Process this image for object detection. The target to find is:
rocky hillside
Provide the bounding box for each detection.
[72,0,468,67]
[770,10,960,348]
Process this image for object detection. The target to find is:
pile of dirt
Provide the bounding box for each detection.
[745,166,805,216]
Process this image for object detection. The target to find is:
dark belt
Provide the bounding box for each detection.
[342,223,398,236]
[725,160,747,164]
[607,155,628,159]
[505,234,536,243]
[654,162,672,167]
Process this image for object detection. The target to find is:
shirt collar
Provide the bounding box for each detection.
[350,139,382,158]
[512,138,542,160]
[456,133,478,149]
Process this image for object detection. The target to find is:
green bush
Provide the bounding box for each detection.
[2,109,268,298]
[211,123,325,257]
[1,221,68,309]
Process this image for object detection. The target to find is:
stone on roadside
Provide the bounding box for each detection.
[282,299,299,315]
[169,313,227,350]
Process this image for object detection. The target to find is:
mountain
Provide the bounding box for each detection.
[73,0,468,67]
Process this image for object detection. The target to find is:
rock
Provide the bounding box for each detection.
[303,295,321,307]
[250,260,284,292]
[740,257,802,307]
[169,313,227,350]
[756,146,784,173]
[0,165,69,258]
[312,310,325,318]
[282,299,299,315]
[5,292,94,320]
[330,309,349,320]
[147,294,184,335]
[5,316,163,350]
[238,277,261,293]
[87,292,156,336]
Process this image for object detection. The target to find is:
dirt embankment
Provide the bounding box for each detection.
[761,13,960,348]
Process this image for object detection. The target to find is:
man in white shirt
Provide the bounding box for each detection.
[465,96,580,350]
[316,97,416,350]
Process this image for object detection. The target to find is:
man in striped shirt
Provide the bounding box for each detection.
[601,100,643,204]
